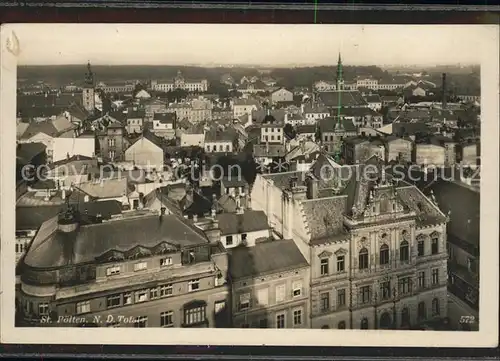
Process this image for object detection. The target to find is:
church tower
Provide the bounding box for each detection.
[82,61,95,112]
[336,53,344,91]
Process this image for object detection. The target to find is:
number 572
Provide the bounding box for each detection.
[460,316,476,324]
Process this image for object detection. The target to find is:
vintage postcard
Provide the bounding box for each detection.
[0,23,498,347]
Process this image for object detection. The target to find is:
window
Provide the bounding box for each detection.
[277,135,281,141]
[38,303,49,316]
[214,300,226,314]
[360,318,369,329]
[276,313,286,329]
[106,265,121,276]
[135,290,148,303]
[320,258,329,275]
[380,244,390,265]
[431,236,439,254]
[320,292,330,312]
[150,287,159,299]
[380,281,391,300]
[184,306,206,326]
[123,293,133,305]
[239,293,250,311]
[337,255,345,272]
[160,311,174,327]
[226,235,233,246]
[160,284,173,297]
[292,281,302,297]
[359,248,369,270]
[256,288,269,305]
[399,277,411,295]
[360,285,371,304]
[432,268,439,285]
[188,279,200,292]
[134,262,147,272]
[293,309,302,326]
[399,241,409,262]
[432,298,440,316]
[107,294,121,308]
[417,301,426,321]
[76,301,90,314]
[338,321,346,329]
[259,319,268,328]
[160,257,172,267]
[337,289,346,307]
[418,271,426,289]
[418,239,425,256]
[134,316,148,328]
[275,284,286,303]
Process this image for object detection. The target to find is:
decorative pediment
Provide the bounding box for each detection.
[96,249,125,263]
[430,231,440,239]
[126,245,152,260]
[334,248,348,256]
[153,242,179,255]
[416,233,428,241]
[318,250,333,258]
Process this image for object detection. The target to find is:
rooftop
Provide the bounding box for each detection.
[216,210,269,236]
[229,238,309,280]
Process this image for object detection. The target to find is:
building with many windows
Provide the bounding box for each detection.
[16,208,230,328]
[250,160,449,330]
[151,71,209,93]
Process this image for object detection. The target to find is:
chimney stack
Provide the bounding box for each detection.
[442,73,447,109]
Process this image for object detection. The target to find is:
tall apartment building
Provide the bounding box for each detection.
[250,160,449,330]
[16,208,230,328]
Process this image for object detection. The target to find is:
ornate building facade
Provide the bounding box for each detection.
[250,159,449,330]
[151,71,209,93]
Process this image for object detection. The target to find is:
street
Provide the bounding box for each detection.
[447,292,479,331]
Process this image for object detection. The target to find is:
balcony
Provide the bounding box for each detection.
[416,252,448,264]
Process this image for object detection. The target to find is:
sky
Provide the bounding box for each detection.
[7,24,494,67]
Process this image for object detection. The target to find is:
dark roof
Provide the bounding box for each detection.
[221,177,249,188]
[341,107,382,118]
[127,109,146,119]
[253,144,287,157]
[216,210,268,235]
[20,121,59,139]
[229,238,309,279]
[426,180,479,256]
[17,142,46,164]
[319,116,357,133]
[296,124,316,134]
[205,128,237,142]
[317,91,368,108]
[23,213,209,268]
[153,112,176,124]
[365,94,382,103]
[252,109,285,124]
[391,122,430,136]
[16,200,122,231]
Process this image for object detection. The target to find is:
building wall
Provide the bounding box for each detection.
[232,266,310,328]
[98,128,127,162]
[234,104,258,118]
[271,89,293,103]
[461,144,478,167]
[127,118,143,134]
[414,144,445,166]
[82,87,95,112]
[385,139,413,162]
[220,229,270,249]
[261,127,284,144]
[124,138,164,170]
[180,133,205,148]
[205,141,233,153]
[52,137,95,163]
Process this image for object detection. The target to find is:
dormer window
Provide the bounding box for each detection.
[106,265,121,276]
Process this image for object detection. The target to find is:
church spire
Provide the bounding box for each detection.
[336,52,343,91]
[84,60,94,87]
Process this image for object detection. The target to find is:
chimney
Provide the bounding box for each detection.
[306,176,319,200]
[442,73,447,109]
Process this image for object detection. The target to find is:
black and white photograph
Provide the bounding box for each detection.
[1,23,498,347]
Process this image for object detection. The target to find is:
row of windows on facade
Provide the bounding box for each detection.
[105,256,174,276]
[320,239,440,276]
[318,270,441,312]
[206,144,232,152]
[262,128,282,133]
[263,135,281,142]
[351,298,442,330]
[225,234,247,246]
[240,309,304,329]
[238,281,303,311]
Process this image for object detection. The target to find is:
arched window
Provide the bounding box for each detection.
[399,241,409,262]
[432,298,440,316]
[431,235,439,255]
[417,237,425,257]
[360,317,369,329]
[401,307,410,327]
[417,301,426,321]
[379,312,392,329]
[359,248,369,270]
[380,244,390,265]
[337,321,346,329]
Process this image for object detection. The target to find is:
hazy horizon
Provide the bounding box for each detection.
[6,24,493,67]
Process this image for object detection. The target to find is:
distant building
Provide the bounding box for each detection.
[125,134,164,171]
[97,122,129,162]
[232,99,260,118]
[204,128,237,153]
[217,209,270,249]
[271,88,294,104]
[151,71,209,92]
[126,109,146,135]
[82,62,95,112]
[152,112,176,139]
